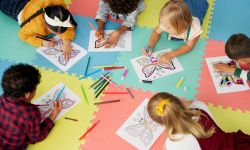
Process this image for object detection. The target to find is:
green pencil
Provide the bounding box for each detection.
[80,84,89,104]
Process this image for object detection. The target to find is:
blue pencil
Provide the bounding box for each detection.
[79,69,102,79]
[55,85,65,101]
[84,57,91,76]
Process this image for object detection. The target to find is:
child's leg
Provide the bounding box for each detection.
[184,0,209,24]
[0,0,29,21]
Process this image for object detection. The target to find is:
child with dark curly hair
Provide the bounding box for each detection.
[0,64,62,150]
[95,0,144,48]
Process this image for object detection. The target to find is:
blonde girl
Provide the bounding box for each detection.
[147,92,250,150]
[142,0,208,64]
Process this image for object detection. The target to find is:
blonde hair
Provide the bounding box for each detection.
[147,92,215,141]
[160,0,192,34]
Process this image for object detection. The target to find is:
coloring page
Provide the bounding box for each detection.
[88,30,132,52]
[131,49,183,81]
[116,98,164,150]
[206,56,249,93]
[36,36,87,71]
[32,83,81,121]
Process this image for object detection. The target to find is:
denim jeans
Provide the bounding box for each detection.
[0,0,29,20]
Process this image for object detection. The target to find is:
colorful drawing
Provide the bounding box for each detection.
[94,33,126,49]
[131,49,183,81]
[116,99,164,150]
[36,36,87,71]
[89,30,131,52]
[32,83,81,121]
[206,56,249,94]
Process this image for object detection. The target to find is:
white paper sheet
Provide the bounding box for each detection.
[36,36,87,71]
[131,49,184,81]
[116,98,164,150]
[32,83,81,121]
[88,30,132,52]
[206,56,249,93]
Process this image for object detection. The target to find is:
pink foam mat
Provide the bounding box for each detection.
[69,0,99,17]
[196,39,250,111]
[81,85,166,150]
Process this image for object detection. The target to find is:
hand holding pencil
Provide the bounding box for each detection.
[49,100,62,121]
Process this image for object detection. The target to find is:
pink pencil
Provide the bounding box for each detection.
[100,74,121,89]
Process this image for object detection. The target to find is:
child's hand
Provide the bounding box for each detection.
[213,63,236,74]
[95,29,104,39]
[158,52,175,64]
[142,47,152,56]
[105,30,121,48]
[49,100,62,121]
[62,39,72,61]
[42,39,56,47]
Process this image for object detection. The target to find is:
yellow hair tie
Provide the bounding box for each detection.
[156,99,169,116]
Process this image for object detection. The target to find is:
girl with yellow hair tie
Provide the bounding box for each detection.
[147,92,250,150]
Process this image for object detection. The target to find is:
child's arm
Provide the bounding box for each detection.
[105,25,129,48]
[142,26,162,55]
[18,29,43,47]
[213,63,250,81]
[26,101,62,143]
[95,0,109,37]
[158,36,199,64]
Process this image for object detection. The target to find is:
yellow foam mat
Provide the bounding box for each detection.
[208,103,250,135]
[136,0,215,38]
[28,68,98,150]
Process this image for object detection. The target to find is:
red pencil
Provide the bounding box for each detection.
[79,120,100,140]
[103,66,124,71]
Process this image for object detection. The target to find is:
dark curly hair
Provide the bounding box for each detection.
[104,0,140,15]
[1,64,41,98]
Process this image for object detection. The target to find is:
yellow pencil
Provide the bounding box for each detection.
[176,77,184,88]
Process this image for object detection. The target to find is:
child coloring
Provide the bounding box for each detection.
[0,64,62,150]
[0,0,77,60]
[214,33,250,81]
[147,92,250,150]
[143,0,208,64]
[95,0,144,48]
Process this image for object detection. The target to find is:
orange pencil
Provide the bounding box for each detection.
[88,22,103,39]
[79,120,100,140]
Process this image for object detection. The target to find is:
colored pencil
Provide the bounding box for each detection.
[103,91,128,94]
[55,85,65,101]
[176,77,184,88]
[103,66,124,71]
[88,22,97,31]
[90,72,109,88]
[65,117,78,121]
[84,57,91,76]
[92,65,116,69]
[93,76,109,91]
[95,80,110,98]
[79,120,100,140]
[80,84,89,104]
[36,35,53,42]
[94,78,109,94]
[79,69,102,79]
[94,99,120,105]
[100,74,121,89]
[126,88,135,99]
